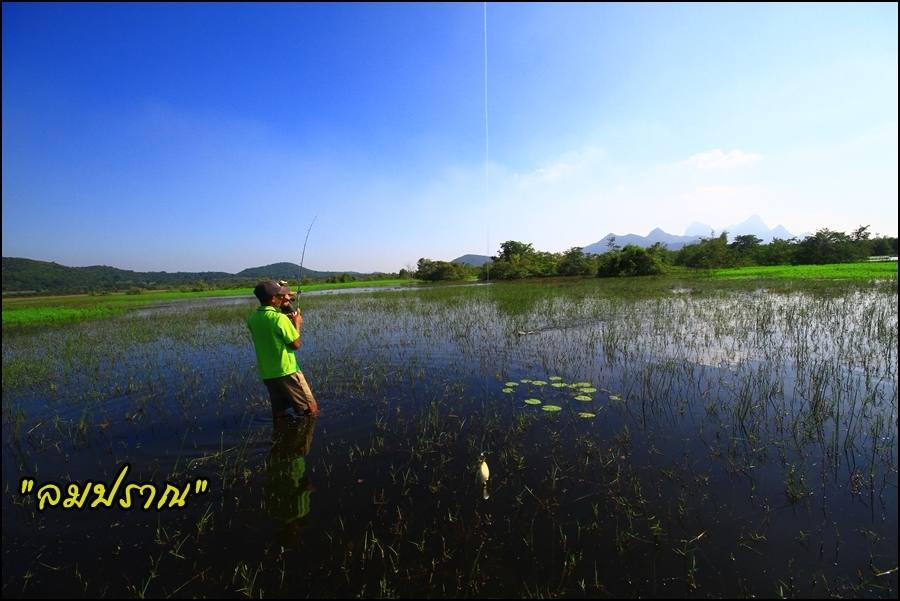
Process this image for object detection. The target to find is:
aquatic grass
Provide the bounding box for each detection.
[2,275,897,598]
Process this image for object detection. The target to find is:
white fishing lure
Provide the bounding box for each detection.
[478,452,490,499]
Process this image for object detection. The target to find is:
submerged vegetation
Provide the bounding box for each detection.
[2,276,897,597]
[4,263,895,329]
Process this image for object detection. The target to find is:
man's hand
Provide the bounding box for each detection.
[288,310,303,350]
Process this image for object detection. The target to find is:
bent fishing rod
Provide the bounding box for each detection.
[298,215,317,286]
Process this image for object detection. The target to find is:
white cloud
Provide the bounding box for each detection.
[681,149,762,169]
[513,147,607,185]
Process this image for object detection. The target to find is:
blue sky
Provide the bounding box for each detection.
[3,3,897,273]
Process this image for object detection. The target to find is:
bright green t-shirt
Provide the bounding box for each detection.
[247,306,300,379]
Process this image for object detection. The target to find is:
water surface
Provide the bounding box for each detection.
[2,283,896,597]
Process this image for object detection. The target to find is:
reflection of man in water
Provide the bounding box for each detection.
[265,416,317,546]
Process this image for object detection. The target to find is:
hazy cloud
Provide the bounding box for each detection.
[682,149,762,169]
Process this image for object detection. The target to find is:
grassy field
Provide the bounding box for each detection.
[706,261,898,280]
[1,279,422,327]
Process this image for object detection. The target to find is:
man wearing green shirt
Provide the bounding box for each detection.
[248,280,319,418]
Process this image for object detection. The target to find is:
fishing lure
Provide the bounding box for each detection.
[478,452,490,500]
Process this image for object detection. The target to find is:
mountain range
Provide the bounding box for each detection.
[582,215,795,254]
[452,216,796,262]
[581,228,702,254]
[1,257,376,294]
[3,216,797,292]
[682,215,794,243]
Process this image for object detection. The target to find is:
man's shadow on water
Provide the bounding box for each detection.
[265,416,317,547]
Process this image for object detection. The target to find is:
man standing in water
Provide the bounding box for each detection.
[248,280,319,418]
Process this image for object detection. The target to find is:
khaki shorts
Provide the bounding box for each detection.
[264,371,318,418]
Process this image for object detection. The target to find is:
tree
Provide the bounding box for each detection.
[481,241,550,280]
[557,247,593,276]
[870,236,898,256]
[497,241,536,263]
[756,237,797,265]
[606,235,620,251]
[851,225,871,241]
[794,229,865,264]
[415,258,468,281]
[676,232,733,268]
[729,234,763,266]
[647,242,673,266]
[597,245,664,277]
[730,234,762,253]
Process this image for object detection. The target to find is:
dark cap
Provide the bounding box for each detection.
[253,280,290,302]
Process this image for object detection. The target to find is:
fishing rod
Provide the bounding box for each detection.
[279,215,317,315]
[298,214,317,285]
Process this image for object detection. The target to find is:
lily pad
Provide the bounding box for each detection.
[551,383,567,388]
[505,382,520,387]
[609,394,623,401]
[579,387,597,393]
[578,412,596,419]
[531,380,548,386]
[542,404,562,412]
[524,398,542,405]
[574,395,592,401]
[520,378,533,384]
[548,376,563,381]
[502,388,514,394]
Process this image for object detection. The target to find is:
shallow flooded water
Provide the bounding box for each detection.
[2,281,897,597]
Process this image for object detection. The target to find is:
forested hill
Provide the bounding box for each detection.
[235,262,363,280]
[1,257,370,294]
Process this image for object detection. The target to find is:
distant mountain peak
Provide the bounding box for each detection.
[581,228,702,254]
[581,215,796,254]
[451,254,492,267]
[725,215,790,242]
[735,214,768,228]
[684,221,714,237]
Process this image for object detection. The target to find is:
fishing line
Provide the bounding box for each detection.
[483,1,490,282]
[479,4,491,471]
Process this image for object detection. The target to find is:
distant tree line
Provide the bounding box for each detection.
[413,226,897,281]
[6,225,896,294]
[673,226,896,269]
[1,257,404,295]
[413,258,477,281]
